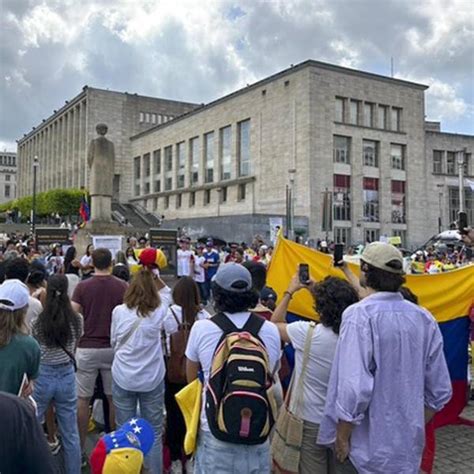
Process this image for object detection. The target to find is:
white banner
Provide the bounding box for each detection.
[92,235,123,259]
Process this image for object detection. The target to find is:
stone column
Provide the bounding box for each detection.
[215,130,222,182]
[54,120,59,189]
[82,100,88,188]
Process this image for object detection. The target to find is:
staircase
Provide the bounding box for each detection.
[111,202,162,228]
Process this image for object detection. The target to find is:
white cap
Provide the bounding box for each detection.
[0,279,30,311]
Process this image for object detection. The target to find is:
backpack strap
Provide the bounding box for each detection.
[211,312,238,335]
[242,313,265,338]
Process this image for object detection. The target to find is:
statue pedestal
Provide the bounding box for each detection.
[74,220,123,257]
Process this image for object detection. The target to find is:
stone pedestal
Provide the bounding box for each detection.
[90,195,112,222]
[74,221,123,257]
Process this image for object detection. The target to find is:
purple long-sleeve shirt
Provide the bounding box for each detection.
[318,292,452,474]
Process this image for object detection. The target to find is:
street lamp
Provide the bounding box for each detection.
[31,156,39,239]
[457,149,466,213]
[287,169,296,240]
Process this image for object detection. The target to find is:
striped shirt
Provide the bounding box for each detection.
[32,314,83,366]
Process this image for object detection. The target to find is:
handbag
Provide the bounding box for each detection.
[271,322,315,474]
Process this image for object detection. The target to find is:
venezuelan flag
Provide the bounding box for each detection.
[267,236,474,473]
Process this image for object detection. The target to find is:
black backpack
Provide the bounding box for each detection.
[205,312,276,445]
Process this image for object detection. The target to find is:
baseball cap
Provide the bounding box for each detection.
[90,418,154,474]
[361,242,404,275]
[0,279,30,311]
[212,263,252,293]
[260,286,277,301]
[137,248,167,269]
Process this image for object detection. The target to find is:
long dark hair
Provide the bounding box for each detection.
[172,276,200,326]
[63,246,77,274]
[37,274,81,347]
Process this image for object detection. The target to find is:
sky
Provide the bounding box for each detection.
[1,0,473,151]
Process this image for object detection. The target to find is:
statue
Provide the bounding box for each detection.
[87,123,115,222]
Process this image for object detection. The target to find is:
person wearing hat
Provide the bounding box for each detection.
[0,279,41,396]
[318,242,452,473]
[202,239,220,303]
[177,238,194,278]
[185,263,281,473]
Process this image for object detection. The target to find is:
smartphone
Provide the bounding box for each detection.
[334,243,344,267]
[458,211,468,235]
[298,263,310,285]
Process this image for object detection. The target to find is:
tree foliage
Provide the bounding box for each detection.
[0,189,86,217]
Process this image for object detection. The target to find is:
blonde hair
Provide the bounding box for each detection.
[0,307,28,347]
[124,268,161,317]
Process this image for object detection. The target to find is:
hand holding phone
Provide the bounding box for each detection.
[334,243,344,267]
[458,211,468,235]
[298,263,310,285]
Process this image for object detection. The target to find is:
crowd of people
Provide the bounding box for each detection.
[0,228,472,474]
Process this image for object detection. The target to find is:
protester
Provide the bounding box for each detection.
[32,274,83,473]
[126,246,139,265]
[26,260,47,305]
[80,244,94,279]
[186,263,281,474]
[0,279,40,395]
[0,392,55,474]
[4,257,43,331]
[271,275,359,473]
[110,249,171,474]
[203,239,220,302]
[64,246,82,298]
[46,244,64,275]
[112,264,131,283]
[72,248,128,465]
[177,238,193,278]
[318,242,453,473]
[163,276,210,473]
[192,244,207,305]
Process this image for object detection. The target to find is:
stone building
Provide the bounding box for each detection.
[130,60,433,246]
[0,151,17,205]
[16,87,198,201]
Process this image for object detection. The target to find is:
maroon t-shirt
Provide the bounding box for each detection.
[72,275,128,348]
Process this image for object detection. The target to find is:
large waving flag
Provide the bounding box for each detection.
[267,236,474,473]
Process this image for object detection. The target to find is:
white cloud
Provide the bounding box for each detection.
[425,78,471,121]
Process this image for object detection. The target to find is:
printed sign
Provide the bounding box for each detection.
[92,235,123,259]
[35,227,71,246]
[149,228,178,276]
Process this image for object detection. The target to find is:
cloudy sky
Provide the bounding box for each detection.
[1,0,473,151]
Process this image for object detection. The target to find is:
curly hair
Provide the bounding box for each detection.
[212,282,259,314]
[311,277,359,334]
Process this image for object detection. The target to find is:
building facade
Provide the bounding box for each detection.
[130,60,432,246]
[0,152,17,205]
[17,87,198,201]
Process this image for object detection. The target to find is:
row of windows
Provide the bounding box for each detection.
[0,156,16,166]
[333,174,406,224]
[146,183,248,211]
[334,228,407,246]
[334,136,406,170]
[133,119,251,196]
[433,150,471,176]
[335,97,402,132]
[139,112,174,125]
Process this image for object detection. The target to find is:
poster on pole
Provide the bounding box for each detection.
[149,228,178,276]
[269,217,283,245]
[36,227,71,246]
[92,235,123,259]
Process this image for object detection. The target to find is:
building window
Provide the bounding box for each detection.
[391,180,406,223]
[154,180,161,193]
[151,113,156,124]
[363,103,374,127]
[143,182,149,194]
[238,119,251,177]
[4,185,10,198]
[364,228,380,243]
[5,175,10,181]
[153,198,158,210]
[391,107,401,131]
[446,152,456,175]
[204,132,214,183]
[363,140,378,167]
[238,183,246,201]
[391,144,405,170]
[164,196,169,209]
[463,153,470,175]
[153,149,161,175]
[134,184,140,196]
[335,97,345,122]
[189,191,196,207]
[145,113,150,123]
[190,137,200,185]
[176,194,182,209]
[363,177,379,222]
[144,153,151,177]
[177,142,185,189]
[378,105,388,129]
[433,150,443,174]
[204,189,211,205]
[139,112,144,123]
[164,146,173,172]
[334,227,351,245]
[165,177,172,191]
[220,186,228,203]
[392,229,407,245]
[333,136,351,164]
[449,187,473,225]
[333,175,351,221]
[220,126,232,180]
[134,156,141,179]
[349,100,359,125]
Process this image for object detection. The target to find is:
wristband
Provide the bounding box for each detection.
[284,291,294,299]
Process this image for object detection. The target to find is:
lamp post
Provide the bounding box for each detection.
[436,184,444,233]
[457,149,466,213]
[31,156,39,240]
[288,169,296,240]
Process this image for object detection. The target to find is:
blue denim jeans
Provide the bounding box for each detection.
[112,379,165,474]
[194,430,271,474]
[34,363,81,474]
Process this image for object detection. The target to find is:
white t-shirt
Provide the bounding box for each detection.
[111,286,172,392]
[177,249,194,277]
[26,296,43,333]
[287,321,338,424]
[193,255,206,283]
[185,311,281,432]
[80,255,92,267]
